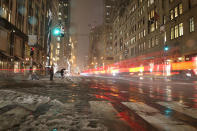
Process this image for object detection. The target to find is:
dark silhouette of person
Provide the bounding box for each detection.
[60,69,64,79]
[50,66,54,81]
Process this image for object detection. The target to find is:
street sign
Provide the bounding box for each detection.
[28,35,37,46]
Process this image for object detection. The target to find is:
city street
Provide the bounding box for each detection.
[0,76,197,131]
[1,0,197,130]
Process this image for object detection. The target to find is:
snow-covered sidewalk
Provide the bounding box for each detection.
[0,90,107,131]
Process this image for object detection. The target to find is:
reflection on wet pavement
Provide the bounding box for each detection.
[0,77,197,130]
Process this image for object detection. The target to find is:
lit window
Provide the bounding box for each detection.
[175,7,178,17]
[189,17,195,32]
[141,31,143,38]
[155,36,159,45]
[151,10,155,18]
[57,43,60,48]
[175,25,179,38]
[150,0,154,5]
[179,4,183,15]
[151,38,155,47]
[151,23,155,32]
[8,13,11,22]
[163,15,166,24]
[164,32,167,42]
[56,49,60,55]
[170,10,174,20]
[171,27,174,40]
[179,23,183,36]
[155,21,158,29]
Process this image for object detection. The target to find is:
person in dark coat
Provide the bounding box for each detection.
[60,69,64,79]
[50,66,54,81]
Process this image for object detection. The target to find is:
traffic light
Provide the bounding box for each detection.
[60,26,65,37]
[52,27,61,36]
[30,47,34,56]
[164,45,169,51]
[60,32,64,37]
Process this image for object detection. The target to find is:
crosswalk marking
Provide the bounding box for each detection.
[122,102,197,131]
[89,101,118,119]
[157,101,197,119]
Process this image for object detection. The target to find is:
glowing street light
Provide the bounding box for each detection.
[52,27,61,36]
[164,45,169,51]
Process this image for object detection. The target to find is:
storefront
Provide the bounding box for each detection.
[0,17,28,75]
[0,27,11,73]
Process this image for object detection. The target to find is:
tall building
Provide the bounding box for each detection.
[111,0,197,64]
[0,0,48,74]
[88,0,117,69]
[49,0,59,69]
[69,35,78,74]
[57,0,71,70]
[104,0,115,24]
[88,26,104,68]
[46,0,71,72]
[102,0,118,65]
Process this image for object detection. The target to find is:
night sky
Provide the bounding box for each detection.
[71,0,103,70]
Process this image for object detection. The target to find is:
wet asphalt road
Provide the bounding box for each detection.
[0,76,197,131]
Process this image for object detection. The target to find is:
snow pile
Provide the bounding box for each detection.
[0,90,108,131]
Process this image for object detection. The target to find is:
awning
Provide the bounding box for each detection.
[0,51,13,58]
[33,61,40,66]
[14,56,24,61]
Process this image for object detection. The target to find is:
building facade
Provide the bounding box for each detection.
[0,0,48,74]
[88,0,117,69]
[88,26,104,68]
[49,0,59,71]
[69,35,78,74]
[112,0,197,65]
[49,0,71,71]
[59,0,71,70]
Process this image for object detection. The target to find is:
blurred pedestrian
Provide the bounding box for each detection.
[60,69,64,79]
[32,72,39,80]
[50,66,54,81]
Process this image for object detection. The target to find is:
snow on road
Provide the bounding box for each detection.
[0,90,107,130]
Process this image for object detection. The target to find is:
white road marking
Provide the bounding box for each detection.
[89,101,118,119]
[122,102,197,131]
[157,101,197,119]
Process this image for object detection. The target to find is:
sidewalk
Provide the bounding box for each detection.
[0,73,74,83]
